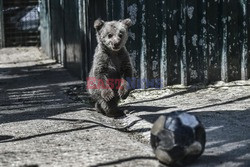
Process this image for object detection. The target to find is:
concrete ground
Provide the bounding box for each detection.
[0,47,249,167]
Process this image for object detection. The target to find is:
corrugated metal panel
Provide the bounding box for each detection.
[104,0,250,85]
[40,0,250,87]
[0,0,5,48]
[81,0,107,79]
[50,0,65,64]
[40,0,107,79]
[63,0,81,76]
[40,0,52,58]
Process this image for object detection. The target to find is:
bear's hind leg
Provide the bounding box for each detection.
[95,101,105,115]
[99,99,124,117]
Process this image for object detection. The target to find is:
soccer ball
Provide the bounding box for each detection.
[150,112,206,166]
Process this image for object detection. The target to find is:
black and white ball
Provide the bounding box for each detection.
[150,112,206,166]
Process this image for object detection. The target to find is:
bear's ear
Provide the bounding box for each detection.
[122,18,132,28]
[94,19,104,31]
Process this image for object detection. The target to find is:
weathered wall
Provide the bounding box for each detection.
[0,0,4,48]
[40,0,52,59]
[106,0,250,86]
[41,0,106,78]
[40,0,250,87]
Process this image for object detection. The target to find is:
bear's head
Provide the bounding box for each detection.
[94,19,132,51]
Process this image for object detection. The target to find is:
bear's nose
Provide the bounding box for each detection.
[114,42,120,48]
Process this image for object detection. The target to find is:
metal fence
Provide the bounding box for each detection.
[40,0,250,87]
[1,0,40,47]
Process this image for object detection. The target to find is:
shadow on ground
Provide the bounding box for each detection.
[89,156,157,167]
[1,56,250,166]
[88,104,250,167]
[0,62,89,125]
[126,99,250,167]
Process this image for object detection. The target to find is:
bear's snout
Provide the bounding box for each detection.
[114,42,121,49]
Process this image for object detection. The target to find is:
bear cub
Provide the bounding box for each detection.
[87,18,133,117]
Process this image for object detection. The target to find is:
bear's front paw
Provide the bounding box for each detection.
[118,81,130,99]
[101,88,115,101]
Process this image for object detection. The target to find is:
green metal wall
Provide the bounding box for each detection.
[40,0,250,87]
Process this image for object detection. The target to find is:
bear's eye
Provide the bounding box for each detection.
[118,33,123,38]
[108,34,113,38]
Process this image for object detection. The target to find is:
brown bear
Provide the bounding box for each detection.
[87,18,133,117]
